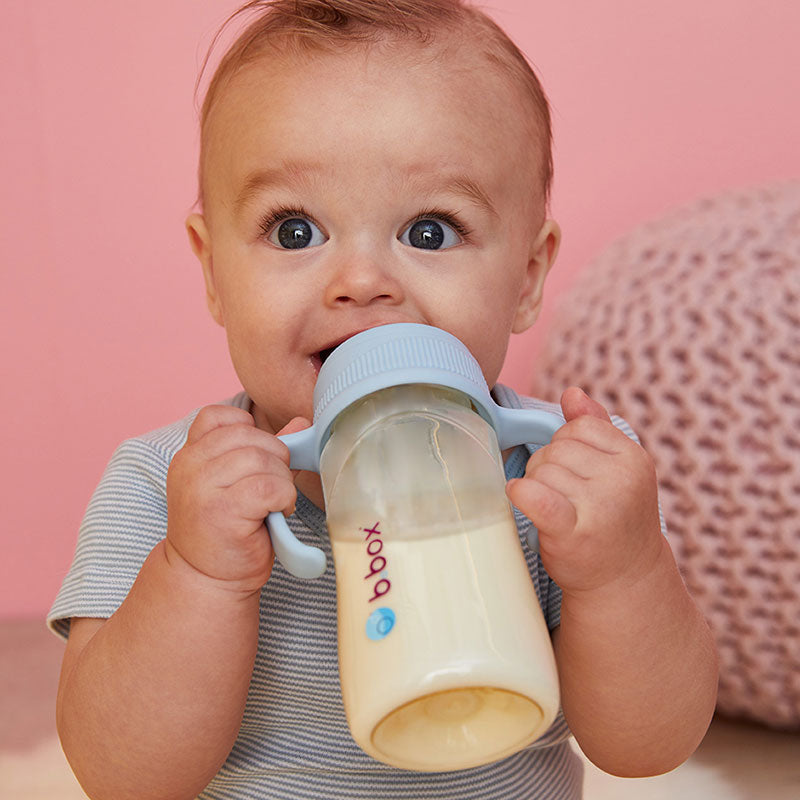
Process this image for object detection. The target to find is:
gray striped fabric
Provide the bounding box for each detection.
[49,385,658,798]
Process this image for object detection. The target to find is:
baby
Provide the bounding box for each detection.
[50,1,718,798]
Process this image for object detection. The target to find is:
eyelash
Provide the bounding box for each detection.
[409,208,473,242]
[257,205,473,241]
[258,206,317,239]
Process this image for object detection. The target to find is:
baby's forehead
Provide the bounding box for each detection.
[200,36,547,209]
[210,33,539,132]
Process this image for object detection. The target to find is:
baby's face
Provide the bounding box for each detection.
[189,39,558,434]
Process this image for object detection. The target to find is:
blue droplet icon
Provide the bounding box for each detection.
[366,607,396,640]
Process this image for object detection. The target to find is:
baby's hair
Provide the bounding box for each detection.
[197,0,553,207]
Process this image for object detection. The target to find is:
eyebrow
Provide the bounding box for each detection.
[442,176,499,219]
[234,164,499,218]
[234,163,320,212]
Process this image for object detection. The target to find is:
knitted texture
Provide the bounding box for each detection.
[532,181,800,729]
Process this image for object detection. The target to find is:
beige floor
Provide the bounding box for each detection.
[2,619,798,799]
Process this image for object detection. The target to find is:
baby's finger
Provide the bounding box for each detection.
[560,386,613,423]
[186,405,255,445]
[206,445,293,490]
[524,460,587,500]
[506,477,578,538]
[226,471,298,521]
[525,438,610,480]
[191,422,291,464]
[278,416,313,437]
[550,412,630,456]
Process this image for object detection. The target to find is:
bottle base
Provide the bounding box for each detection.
[370,686,545,771]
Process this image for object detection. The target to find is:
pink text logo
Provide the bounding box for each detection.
[362,522,391,603]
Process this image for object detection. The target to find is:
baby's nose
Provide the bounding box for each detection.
[324,252,404,307]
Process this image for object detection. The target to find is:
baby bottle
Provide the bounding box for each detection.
[266,323,562,772]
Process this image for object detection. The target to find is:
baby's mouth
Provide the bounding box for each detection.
[311,325,389,373]
[311,347,336,374]
[318,347,336,364]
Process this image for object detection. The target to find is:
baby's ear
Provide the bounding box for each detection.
[512,219,561,334]
[185,213,224,327]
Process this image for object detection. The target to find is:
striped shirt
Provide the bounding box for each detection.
[49,385,650,799]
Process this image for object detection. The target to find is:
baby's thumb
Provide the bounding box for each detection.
[276,416,314,479]
[278,416,313,437]
[560,386,612,423]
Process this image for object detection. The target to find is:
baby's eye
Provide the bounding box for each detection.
[399,217,463,250]
[266,215,327,249]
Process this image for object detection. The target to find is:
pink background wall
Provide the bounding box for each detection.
[2,0,799,619]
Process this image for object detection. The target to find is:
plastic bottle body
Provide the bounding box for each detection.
[320,385,560,771]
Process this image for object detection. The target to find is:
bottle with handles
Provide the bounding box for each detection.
[267,323,563,771]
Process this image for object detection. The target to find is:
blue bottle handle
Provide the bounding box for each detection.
[493,406,563,452]
[266,511,328,579]
[266,425,328,579]
[492,406,564,554]
[265,405,563,578]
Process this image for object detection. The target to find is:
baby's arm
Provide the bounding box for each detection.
[56,406,308,800]
[507,388,718,777]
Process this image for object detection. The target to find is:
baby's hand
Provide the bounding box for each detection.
[507,387,663,595]
[165,405,310,594]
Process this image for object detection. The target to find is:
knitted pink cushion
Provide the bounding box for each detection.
[532,181,800,729]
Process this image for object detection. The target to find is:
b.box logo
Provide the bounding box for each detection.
[362,522,391,603]
[362,522,395,640]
